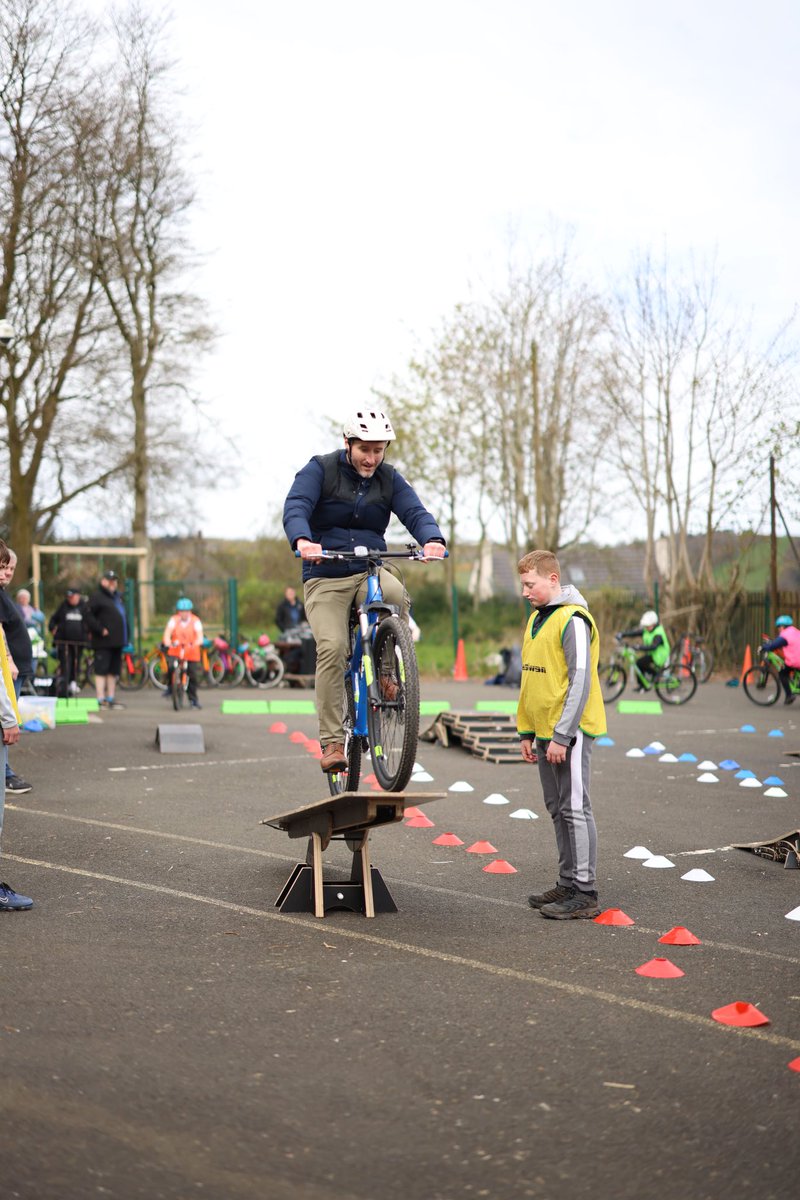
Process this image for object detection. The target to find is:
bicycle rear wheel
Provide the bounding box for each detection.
[327,676,362,796]
[247,653,285,689]
[600,661,626,703]
[224,652,246,687]
[366,615,419,792]
[655,665,697,705]
[148,652,169,691]
[742,664,780,706]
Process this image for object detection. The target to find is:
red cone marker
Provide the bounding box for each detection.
[593,908,634,926]
[483,859,517,874]
[659,926,701,946]
[432,832,464,846]
[465,841,498,854]
[711,1002,770,1027]
[635,957,685,978]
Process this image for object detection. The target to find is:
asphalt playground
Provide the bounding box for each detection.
[2,677,799,1200]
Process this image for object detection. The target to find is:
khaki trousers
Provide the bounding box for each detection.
[304,570,409,746]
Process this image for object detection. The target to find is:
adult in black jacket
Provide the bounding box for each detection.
[87,571,127,709]
[49,588,91,695]
[283,409,445,773]
[0,547,34,794]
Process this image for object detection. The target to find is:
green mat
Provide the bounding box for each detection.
[221,700,270,714]
[419,701,451,714]
[265,699,317,714]
[55,709,89,725]
[476,700,518,713]
[617,699,663,714]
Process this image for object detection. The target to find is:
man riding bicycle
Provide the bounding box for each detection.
[161,598,204,709]
[283,409,446,773]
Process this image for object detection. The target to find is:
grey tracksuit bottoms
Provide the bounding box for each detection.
[536,729,597,893]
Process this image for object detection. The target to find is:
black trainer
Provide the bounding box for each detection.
[5,774,32,795]
[527,883,574,910]
[540,890,600,920]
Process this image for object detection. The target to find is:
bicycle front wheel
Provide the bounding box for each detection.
[366,615,419,792]
[655,665,697,705]
[600,661,627,703]
[327,676,362,796]
[148,652,168,691]
[743,665,780,706]
[171,665,184,711]
[248,653,285,689]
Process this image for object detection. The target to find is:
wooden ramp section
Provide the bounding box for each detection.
[262,790,445,918]
[421,710,524,764]
[734,828,800,869]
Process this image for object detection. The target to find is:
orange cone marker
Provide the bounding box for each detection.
[711,1001,770,1027]
[593,908,634,926]
[403,806,424,818]
[635,957,685,978]
[483,859,517,874]
[453,638,468,681]
[432,832,464,846]
[659,926,701,945]
[269,721,288,733]
[304,740,322,754]
[788,1057,800,1073]
[465,840,498,854]
[740,644,753,683]
[289,731,307,744]
[406,814,434,828]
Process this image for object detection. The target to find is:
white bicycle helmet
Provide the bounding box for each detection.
[342,410,395,441]
[640,610,659,627]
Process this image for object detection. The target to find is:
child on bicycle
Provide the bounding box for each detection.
[761,614,800,704]
[516,550,606,919]
[161,598,204,709]
[617,610,670,690]
[283,410,446,773]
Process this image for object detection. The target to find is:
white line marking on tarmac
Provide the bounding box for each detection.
[8,805,800,967]
[107,755,301,772]
[5,851,800,1053]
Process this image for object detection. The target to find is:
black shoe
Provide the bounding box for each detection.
[190,700,202,710]
[5,774,32,795]
[784,694,795,705]
[527,883,574,910]
[540,890,600,920]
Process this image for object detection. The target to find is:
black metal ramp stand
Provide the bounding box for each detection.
[262,790,444,918]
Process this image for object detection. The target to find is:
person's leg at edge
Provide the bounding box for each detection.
[536,732,598,918]
[304,574,362,748]
[5,674,22,782]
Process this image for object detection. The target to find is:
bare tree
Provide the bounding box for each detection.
[604,252,797,592]
[0,0,129,571]
[88,3,214,547]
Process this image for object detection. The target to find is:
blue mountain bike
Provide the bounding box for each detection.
[298,545,433,795]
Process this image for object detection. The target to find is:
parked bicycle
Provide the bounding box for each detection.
[118,644,148,690]
[243,634,285,688]
[207,635,245,687]
[297,545,440,795]
[601,639,697,705]
[743,648,800,706]
[670,632,713,684]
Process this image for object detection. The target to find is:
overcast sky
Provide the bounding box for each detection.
[81,0,800,543]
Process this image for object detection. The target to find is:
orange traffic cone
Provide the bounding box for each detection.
[740,644,752,683]
[453,638,468,682]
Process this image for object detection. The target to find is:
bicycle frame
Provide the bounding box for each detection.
[348,567,397,739]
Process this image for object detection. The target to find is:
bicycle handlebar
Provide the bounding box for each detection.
[295,544,448,561]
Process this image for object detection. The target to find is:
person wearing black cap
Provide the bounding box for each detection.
[87,571,127,709]
[49,587,91,696]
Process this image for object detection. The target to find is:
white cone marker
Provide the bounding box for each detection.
[412,771,434,782]
[624,845,653,859]
[697,773,719,783]
[626,748,646,758]
[785,906,800,921]
[642,855,676,869]
[483,793,510,805]
[739,778,762,788]
[646,741,666,752]
[697,760,718,770]
[659,753,678,763]
[681,868,715,882]
[448,781,474,792]
[509,808,539,819]
[764,787,788,798]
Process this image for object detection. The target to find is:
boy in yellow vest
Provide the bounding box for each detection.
[516,550,606,919]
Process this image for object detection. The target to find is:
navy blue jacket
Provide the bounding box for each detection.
[283,450,445,581]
